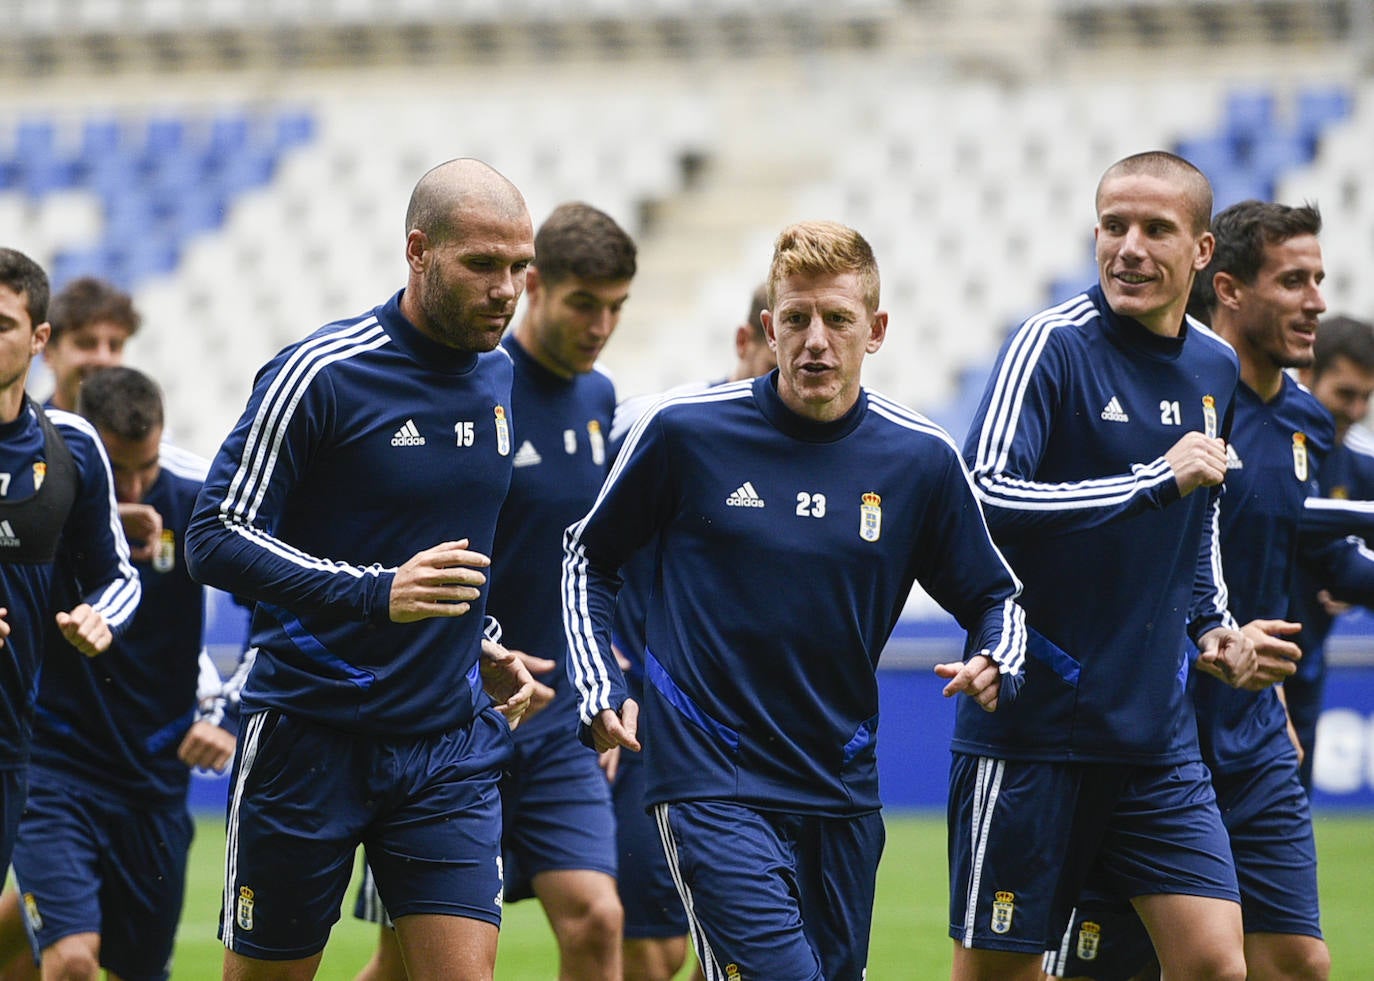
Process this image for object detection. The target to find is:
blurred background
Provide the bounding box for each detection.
[4,0,1374,811]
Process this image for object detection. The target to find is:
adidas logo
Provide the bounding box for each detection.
[390,419,426,446]
[1227,444,1244,470]
[513,441,542,468]
[725,481,766,508]
[1100,396,1129,423]
[0,520,19,547]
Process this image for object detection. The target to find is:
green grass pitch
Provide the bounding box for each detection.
[168,812,1374,979]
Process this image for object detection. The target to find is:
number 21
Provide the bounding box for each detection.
[1160,400,1181,425]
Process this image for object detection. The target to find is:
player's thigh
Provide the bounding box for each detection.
[656,801,822,981]
[1130,893,1243,981]
[622,935,688,981]
[98,803,194,981]
[614,754,687,941]
[794,811,884,981]
[366,709,510,926]
[947,754,1082,956]
[222,710,373,960]
[10,783,107,954]
[499,729,616,903]
[392,913,497,981]
[1243,931,1330,981]
[1213,752,1322,938]
[531,868,622,938]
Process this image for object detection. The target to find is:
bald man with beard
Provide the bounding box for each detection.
[186,159,539,981]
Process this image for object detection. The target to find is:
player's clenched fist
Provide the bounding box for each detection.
[389,538,491,622]
[1166,431,1229,497]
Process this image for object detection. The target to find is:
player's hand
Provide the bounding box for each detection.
[178,720,236,772]
[590,702,640,753]
[55,604,112,657]
[1194,625,1256,689]
[513,647,557,677]
[389,540,490,623]
[1165,432,1228,497]
[119,502,164,561]
[1317,589,1352,617]
[480,637,538,730]
[599,745,622,783]
[1238,619,1303,690]
[934,654,1002,712]
[0,608,9,648]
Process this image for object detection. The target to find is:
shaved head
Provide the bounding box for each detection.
[1097,151,1213,234]
[406,158,529,243]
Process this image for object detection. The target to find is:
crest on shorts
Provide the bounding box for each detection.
[236,885,255,931]
[21,893,41,931]
[1202,395,1218,438]
[724,965,742,981]
[494,405,511,457]
[859,492,882,542]
[1076,920,1101,961]
[990,890,1015,934]
[1293,431,1309,481]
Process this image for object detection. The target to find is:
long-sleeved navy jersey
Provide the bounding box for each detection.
[32,444,213,804]
[187,291,514,736]
[1291,427,1374,686]
[961,286,1239,764]
[0,404,139,768]
[485,334,615,742]
[564,374,1026,816]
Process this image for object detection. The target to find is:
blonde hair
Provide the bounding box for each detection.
[767,221,880,311]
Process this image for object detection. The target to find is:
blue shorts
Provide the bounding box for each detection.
[223,707,511,959]
[499,725,617,904]
[614,752,687,939]
[949,754,1237,956]
[1214,748,1322,938]
[657,799,884,981]
[10,777,192,981]
[1045,748,1320,979]
[0,767,24,875]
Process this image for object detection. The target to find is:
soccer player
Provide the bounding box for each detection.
[607,282,772,981]
[955,151,1254,981]
[39,277,138,414]
[1289,315,1374,789]
[1050,202,1374,981]
[0,366,235,981]
[0,249,141,876]
[564,220,1027,981]
[351,200,637,981]
[185,158,538,981]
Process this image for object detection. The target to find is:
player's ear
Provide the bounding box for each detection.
[761,309,777,351]
[404,229,428,273]
[866,311,888,354]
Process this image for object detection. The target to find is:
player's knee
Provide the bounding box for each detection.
[41,939,100,981]
[559,890,624,954]
[1264,938,1331,981]
[623,936,688,981]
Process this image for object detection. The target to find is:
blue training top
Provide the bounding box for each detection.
[960,286,1239,765]
[486,333,616,743]
[187,291,515,736]
[0,405,140,768]
[1291,426,1374,685]
[32,444,218,805]
[565,373,1025,816]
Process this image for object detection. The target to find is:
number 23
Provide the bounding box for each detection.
[796,492,826,517]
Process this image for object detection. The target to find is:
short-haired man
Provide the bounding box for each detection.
[0,250,141,876]
[186,159,537,981]
[0,366,235,981]
[40,277,139,413]
[565,221,1027,980]
[1290,315,1374,789]
[607,282,774,981]
[956,152,1255,981]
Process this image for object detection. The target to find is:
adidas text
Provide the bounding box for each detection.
[726,482,766,508]
[391,420,427,446]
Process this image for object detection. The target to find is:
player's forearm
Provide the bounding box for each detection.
[1300,496,1374,539]
[971,459,1181,538]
